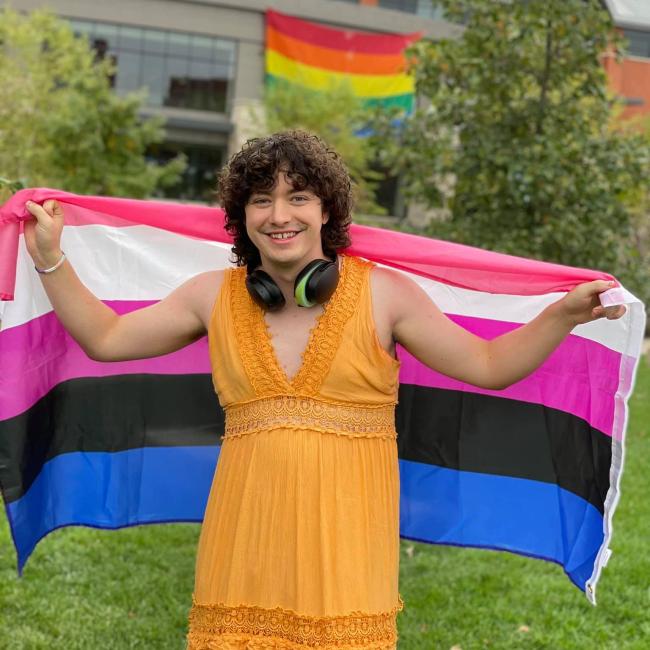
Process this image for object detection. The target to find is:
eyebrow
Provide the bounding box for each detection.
[249,187,314,196]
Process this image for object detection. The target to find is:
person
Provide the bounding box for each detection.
[24,130,625,649]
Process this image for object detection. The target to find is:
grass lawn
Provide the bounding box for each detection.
[1,358,648,649]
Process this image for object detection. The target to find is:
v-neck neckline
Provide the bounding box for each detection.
[231,255,363,398]
[255,256,348,391]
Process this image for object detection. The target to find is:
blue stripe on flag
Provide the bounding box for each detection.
[6,446,220,573]
[399,459,604,591]
[6,448,604,591]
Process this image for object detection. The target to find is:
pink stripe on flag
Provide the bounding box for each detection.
[0,220,19,300]
[398,314,623,437]
[346,224,615,295]
[0,301,212,421]
[1,189,616,301]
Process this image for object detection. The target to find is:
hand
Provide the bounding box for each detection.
[24,200,65,269]
[561,280,627,327]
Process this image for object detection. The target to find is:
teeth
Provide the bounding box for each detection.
[270,232,297,240]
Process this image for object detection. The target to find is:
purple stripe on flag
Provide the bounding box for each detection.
[398,314,623,437]
[0,301,211,421]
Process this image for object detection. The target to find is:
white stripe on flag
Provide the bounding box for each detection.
[0,225,637,356]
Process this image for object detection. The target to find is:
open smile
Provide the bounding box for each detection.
[266,231,301,241]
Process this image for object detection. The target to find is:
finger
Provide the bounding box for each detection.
[588,279,616,295]
[605,305,626,320]
[592,306,606,319]
[43,199,64,220]
[25,201,53,224]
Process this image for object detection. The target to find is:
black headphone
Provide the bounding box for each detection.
[246,258,339,312]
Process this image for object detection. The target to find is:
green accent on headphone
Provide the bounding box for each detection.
[294,269,316,307]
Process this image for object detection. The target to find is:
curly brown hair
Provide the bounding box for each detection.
[217,130,353,268]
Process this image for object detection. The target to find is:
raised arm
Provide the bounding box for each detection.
[24,199,222,362]
[374,267,625,391]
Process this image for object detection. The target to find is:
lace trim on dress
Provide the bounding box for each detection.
[230,257,372,398]
[224,396,396,439]
[187,633,397,650]
[187,598,403,650]
[291,257,370,396]
[230,266,288,397]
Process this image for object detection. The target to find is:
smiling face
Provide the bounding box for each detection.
[245,171,329,271]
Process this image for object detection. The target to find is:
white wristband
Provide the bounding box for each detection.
[35,251,66,274]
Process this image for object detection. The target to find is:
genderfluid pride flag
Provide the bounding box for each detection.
[0,189,645,604]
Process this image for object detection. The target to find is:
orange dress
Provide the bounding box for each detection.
[187,255,402,649]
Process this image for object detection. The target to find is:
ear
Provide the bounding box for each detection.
[322,211,329,225]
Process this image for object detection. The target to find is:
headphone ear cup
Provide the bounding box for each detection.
[294,259,339,308]
[246,270,286,312]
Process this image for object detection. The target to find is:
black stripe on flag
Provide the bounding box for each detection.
[397,384,612,514]
[0,374,223,503]
[0,376,611,511]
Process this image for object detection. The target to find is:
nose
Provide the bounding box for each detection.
[268,199,292,225]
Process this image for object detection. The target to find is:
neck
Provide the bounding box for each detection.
[256,250,334,305]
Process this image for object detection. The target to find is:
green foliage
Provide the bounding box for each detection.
[378,0,650,304]
[260,80,386,215]
[0,8,185,198]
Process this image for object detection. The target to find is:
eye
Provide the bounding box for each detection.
[291,195,310,203]
[250,197,270,206]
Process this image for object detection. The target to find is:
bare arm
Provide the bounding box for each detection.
[25,200,222,362]
[374,267,625,390]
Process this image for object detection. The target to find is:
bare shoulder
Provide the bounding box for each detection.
[369,265,422,312]
[175,269,227,329]
[368,265,421,348]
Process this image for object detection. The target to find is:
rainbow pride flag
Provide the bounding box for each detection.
[0,189,645,604]
[265,9,420,112]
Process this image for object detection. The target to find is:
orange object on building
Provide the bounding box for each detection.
[603,0,650,120]
[604,52,650,120]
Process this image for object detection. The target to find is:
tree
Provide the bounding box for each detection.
[258,81,387,215]
[0,8,185,202]
[379,0,649,298]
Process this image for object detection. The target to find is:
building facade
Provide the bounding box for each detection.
[603,0,650,121]
[11,0,459,205]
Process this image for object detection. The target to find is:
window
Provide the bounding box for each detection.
[623,29,650,59]
[377,0,445,18]
[69,19,236,113]
[147,142,226,203]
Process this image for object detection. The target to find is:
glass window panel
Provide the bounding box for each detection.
[141,53,166,106]
[214,50,234,70]
[214,41,235,66]
[165,55,189,108]
[92,37,113,63]
[191,35,214,61]
[623,29,650,58]
[68,19,94,35]
[189,59,213,79]
[166,55,190,79]
[114,51,142,93]
[166,60,228,112]
[92,22,119,48]
[142,29,167,55]
[211,63,232,80]
[168,32,191,57]
[378,0,418,12]
[416,0,444,19]
[186,60,214,110]
[119,26,142,52]
[147,143,225,203]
